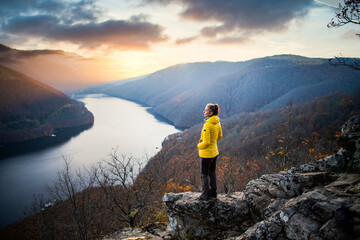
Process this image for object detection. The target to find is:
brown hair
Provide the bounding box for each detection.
[206,103,219,116]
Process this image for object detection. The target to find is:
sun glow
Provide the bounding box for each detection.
[1,0,359,91]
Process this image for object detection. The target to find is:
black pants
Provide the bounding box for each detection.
[200,156,218,199]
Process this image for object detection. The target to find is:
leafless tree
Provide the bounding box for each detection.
[25,151,163,239]
[328,0,360,28]
[92,149,157,229]
[328,0,360,70]
[35,157,109,240]
[276,104,297,169]
[24,194,56,240]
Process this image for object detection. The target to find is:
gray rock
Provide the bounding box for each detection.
[163,192,252,239]
[163,116,360,239]
[164,172,360,239]
[323,153,347,169]
[338,115,360,170]
[319,218,351,240]
[311,201,338,221]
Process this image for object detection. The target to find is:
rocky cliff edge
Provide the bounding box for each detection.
[163,115,360,240]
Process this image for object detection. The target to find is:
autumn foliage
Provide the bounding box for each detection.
[1,91,359,239]
[144,91,359,194]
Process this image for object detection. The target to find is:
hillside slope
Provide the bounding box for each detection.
[92,55,360,127]
[103,61,248,104]
[163,115,360,240]
[0,43,118,91]
[143,91,360,193]
[0,64,94,144]
[1,92,358,240]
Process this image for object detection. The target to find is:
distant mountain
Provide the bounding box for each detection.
[88,55,360,127]
[101,61,249,103]
[82,74,150,95]
[0,64,94,144]
[0,43,119,92]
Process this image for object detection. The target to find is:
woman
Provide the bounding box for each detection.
[197,103,223,200]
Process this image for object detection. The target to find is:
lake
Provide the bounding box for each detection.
[0,94,180,228]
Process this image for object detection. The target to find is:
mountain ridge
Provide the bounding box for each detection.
[0,64,94,144]
[0,43,120,91]
[87,54,360,127]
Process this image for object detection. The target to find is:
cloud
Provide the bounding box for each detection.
[0,0,100,24]
[146,0,315,42]
[175,36,198,45]
[3,15,168,50]
[341,30,360,40]
[0,0,168,50]
[208,36,254,45]
[314,0,342,8]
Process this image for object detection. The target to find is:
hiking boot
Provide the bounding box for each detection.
[198,195,209,201]
[209,192,217,199]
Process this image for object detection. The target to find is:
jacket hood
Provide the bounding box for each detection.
[205,115,220,124]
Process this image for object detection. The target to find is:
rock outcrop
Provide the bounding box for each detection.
[163,192,252,239]
[103,224,172,240]
[164,115,360,240]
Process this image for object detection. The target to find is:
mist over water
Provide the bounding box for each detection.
[0,94,180,228]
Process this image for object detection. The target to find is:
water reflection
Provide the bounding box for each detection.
[0,124,93,160]
[0,94,180,228]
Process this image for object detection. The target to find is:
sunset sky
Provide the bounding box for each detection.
[1,0,359,82]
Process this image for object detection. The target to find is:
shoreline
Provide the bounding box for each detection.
[0,123,93,160]
[0,94,180,229]
[0,93,185,160]
[82,93,188,131]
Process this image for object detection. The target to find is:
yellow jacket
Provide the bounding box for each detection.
[197,115,223,158]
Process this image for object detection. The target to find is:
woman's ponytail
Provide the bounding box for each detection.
[206,103,219,116]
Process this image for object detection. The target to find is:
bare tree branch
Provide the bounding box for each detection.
[328,0,360,71]
[328,0,360,28]
[329,55,360,71]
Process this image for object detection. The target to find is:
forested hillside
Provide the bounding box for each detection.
[143,91,360,193]
[2,89,358,240]
[92,55,360,127]
[0,64,94,144]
